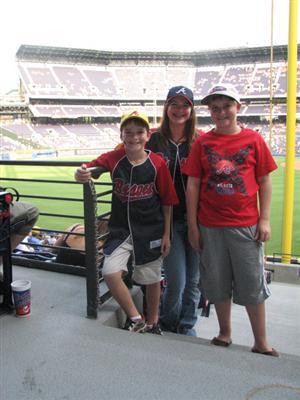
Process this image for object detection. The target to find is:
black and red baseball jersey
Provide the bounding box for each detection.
[86,148,178,265]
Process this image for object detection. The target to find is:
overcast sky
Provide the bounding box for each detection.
[0,0,298,95]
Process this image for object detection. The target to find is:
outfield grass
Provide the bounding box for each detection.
[0,159,112,232]
[269,157,300,257]
[1,156,299,256]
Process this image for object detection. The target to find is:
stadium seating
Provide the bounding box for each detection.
[1,47,298,157]
[18,60,300,100]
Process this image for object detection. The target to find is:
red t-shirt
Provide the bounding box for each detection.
[182,128,277,227]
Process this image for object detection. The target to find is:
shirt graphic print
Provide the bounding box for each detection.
[204,144,252,196]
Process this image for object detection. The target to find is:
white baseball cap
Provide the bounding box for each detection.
[201,84,241,105]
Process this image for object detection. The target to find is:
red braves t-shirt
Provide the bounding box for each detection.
[182,128,277,227]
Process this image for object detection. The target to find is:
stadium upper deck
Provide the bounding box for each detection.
[0,44,299,156]
[16,44,300,103]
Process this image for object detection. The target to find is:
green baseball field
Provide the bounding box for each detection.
[1,155,299,257]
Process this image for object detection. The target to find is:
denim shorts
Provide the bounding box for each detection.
[102,237,162,285]
[199,225,270,306]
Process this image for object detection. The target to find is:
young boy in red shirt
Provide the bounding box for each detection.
[75,111,178,334]
[183,84,279,356]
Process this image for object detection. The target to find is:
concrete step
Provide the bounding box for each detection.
[3,265,300,400]
[98,281,300,361]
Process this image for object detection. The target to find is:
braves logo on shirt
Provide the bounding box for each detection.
[179,157,188,170]
[156,152,170,167]
[155,152,187,171]
[204,144,252,195]
[113,178,155,202]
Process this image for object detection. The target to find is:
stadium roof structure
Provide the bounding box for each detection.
[16,44,297,66]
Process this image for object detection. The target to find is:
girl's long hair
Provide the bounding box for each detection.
[158,102,197,149]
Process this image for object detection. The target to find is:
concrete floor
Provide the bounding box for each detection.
[195,281,300,357]
[0,266,299,400]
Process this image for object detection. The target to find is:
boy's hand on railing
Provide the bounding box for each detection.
[74,164,92,183]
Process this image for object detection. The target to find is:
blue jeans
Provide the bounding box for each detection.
[160,221,200,332]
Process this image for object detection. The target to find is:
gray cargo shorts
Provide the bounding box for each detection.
[199,224,270,306]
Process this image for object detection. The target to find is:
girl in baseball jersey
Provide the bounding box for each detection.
[147,86,204,336]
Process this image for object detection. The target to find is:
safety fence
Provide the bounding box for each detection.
[1,160,299,318]
[0,160,112,318]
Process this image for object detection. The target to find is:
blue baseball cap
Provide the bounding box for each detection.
[166,86,194,106]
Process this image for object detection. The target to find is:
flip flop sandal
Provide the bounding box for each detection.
[251,347,279,357]
[211,337,232,347]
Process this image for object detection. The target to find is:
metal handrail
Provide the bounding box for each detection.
[0,160,113,318]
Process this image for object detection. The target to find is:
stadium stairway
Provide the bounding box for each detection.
[1,264,299,400]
